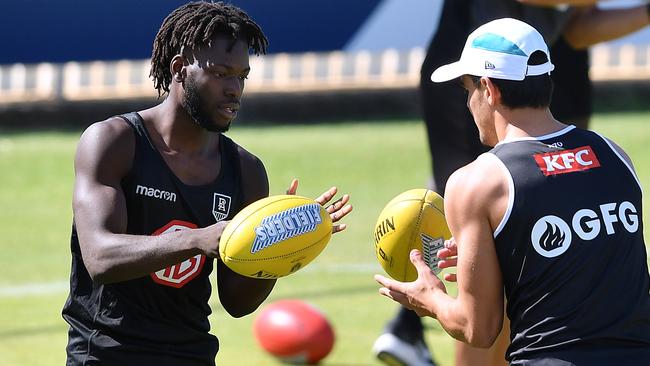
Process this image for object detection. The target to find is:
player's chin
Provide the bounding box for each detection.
[218,120,233,133]
[203,117,232,133]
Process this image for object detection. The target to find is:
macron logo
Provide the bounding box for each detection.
[534,146,601,176]
[135,184,177,202]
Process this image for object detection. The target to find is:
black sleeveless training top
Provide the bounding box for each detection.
[62,112,244,365]
[489,126,650,365]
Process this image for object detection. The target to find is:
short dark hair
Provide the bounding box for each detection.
[470,51,554,109]
[150,1,268,97]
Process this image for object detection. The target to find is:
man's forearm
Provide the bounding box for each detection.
[518,0,598,7]
[433,292,503,348]
[79,225,216,284]
[565,6,650,49]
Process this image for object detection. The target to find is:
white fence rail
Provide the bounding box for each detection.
[1,45,649,105]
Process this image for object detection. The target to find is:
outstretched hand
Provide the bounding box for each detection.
[374,249,447,318]
[285,178,353,234]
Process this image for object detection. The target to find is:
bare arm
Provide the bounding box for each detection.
[375,156,506,347]
[431,158,506,347]
[73,119,222,284]
[216,147,275,317]
[518,0,598,6]
[216,147,353,317]
[564,5,650,49]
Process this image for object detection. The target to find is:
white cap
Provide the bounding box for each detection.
[431,18,554,83]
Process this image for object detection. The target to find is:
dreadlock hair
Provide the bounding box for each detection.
[150,1,268,97]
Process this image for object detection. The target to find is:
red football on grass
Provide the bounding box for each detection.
[253,300,335,364]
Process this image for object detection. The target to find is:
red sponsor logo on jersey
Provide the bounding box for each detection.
[534,146,601,176]
[150,220,206,288]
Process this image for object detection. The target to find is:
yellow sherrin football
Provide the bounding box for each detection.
[374,189,451,282]
[219,195,333,279]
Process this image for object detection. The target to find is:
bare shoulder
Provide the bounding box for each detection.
[231,141,269,204]
[446,153,508,203]
[444,153,510,227]
[78,116,133,152]
[75,116,134,182]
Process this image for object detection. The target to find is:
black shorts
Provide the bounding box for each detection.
[549,36,593,126]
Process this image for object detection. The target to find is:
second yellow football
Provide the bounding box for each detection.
[374,189,451,281]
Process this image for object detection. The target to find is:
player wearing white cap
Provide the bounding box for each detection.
[376,18,650,365]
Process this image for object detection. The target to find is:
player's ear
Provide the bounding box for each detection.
[482,77,501,106]
[170,55,187,83]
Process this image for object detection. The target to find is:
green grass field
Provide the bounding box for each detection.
[0,113,648,366]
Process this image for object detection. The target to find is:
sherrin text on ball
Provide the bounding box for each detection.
[374,189,451,282]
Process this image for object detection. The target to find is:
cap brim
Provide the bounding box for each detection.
[431,61,466,83]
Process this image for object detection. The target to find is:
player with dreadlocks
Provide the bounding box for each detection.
[62,2,352,365]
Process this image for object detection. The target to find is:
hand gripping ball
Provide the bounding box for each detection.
[219,195,332,279]
[374,188,451,281]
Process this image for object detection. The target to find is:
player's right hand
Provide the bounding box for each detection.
[285,178,352,234]
[203,220,230,259]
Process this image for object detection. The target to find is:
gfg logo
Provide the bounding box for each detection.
[531,215,572,258]
[531,201,639,258]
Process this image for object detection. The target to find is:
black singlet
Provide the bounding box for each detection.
[62,112,244,365]
[490,126,650,365]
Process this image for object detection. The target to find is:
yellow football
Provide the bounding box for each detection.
[219,195,333,279]
[374,189,451,282]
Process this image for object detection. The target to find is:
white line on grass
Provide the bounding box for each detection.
[0,280,68,298]
[0,263,383,299]
[304,262,382,273]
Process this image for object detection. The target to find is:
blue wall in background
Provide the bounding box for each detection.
[3,1,650,65]
[1,0,380,64]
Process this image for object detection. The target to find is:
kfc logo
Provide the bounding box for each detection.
[150,220,206,288]
[534,146,600,176]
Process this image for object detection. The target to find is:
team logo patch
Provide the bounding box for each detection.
[150,220,205,288]
[212,193,232,222]
[251,203,322,254]
[534,146,601,176]
[530,215,572,258]
[420,233,444,274]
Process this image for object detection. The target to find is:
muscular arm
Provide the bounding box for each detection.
[73,119,221,284]
[563,5,650,49]
[518,0,598,6]
[216,147,275,318]
[429,157,506,347]
[376,155,507,347]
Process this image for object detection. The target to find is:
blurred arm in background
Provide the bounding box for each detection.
[564,3,650,48]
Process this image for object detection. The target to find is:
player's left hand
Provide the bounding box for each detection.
[285,178,353,234]
[375,249,447,318]
[437,237,459,282]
